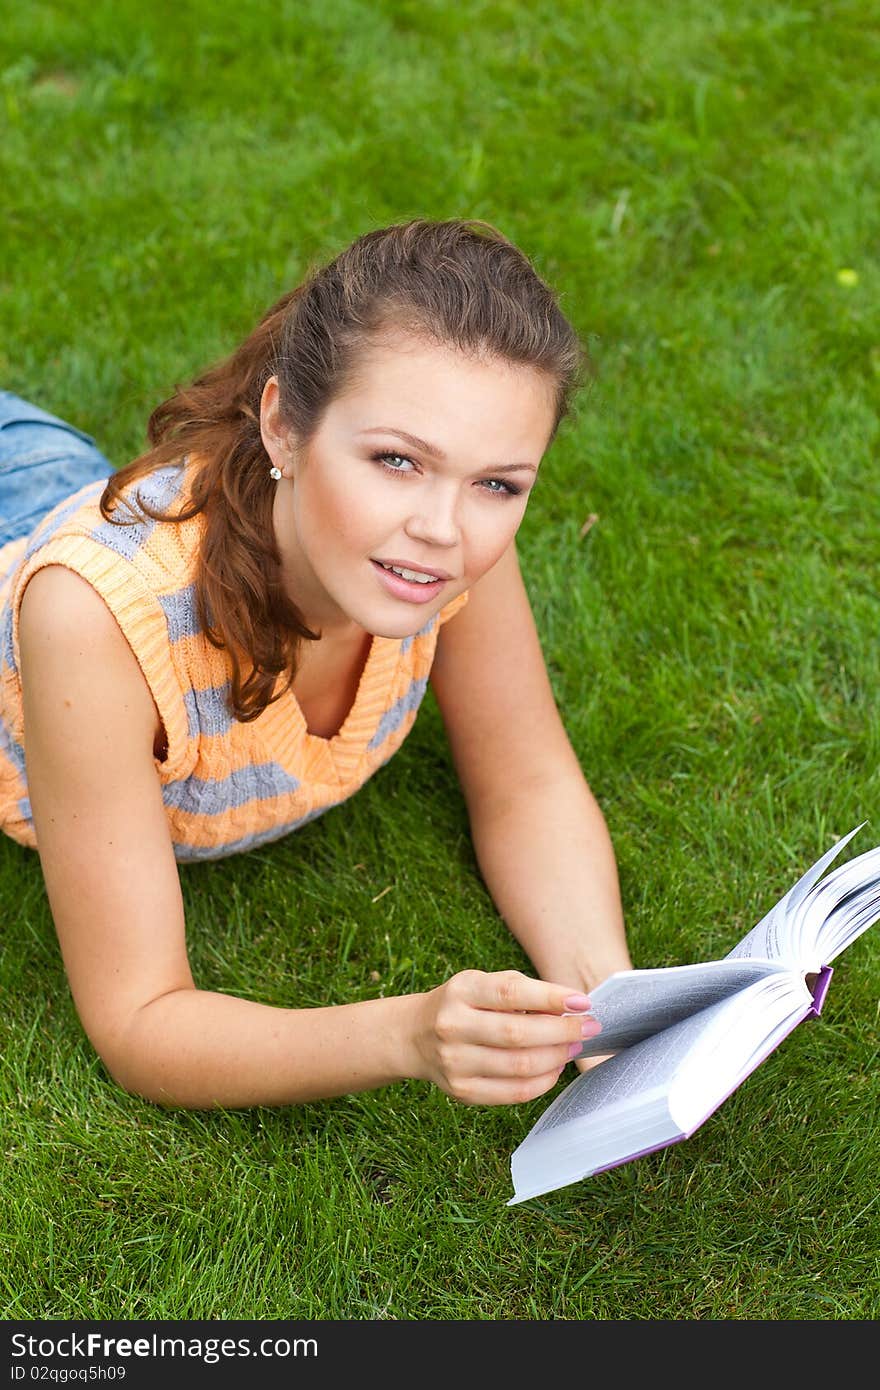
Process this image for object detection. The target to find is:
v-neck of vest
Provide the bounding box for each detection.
[294,630,383,745]
[265,632,403,781]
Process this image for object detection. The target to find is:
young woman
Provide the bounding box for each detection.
[0,218,631,1111]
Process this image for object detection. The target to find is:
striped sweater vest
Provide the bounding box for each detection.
[0,460,468,862]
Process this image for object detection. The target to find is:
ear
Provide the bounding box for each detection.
[259,376,296,478]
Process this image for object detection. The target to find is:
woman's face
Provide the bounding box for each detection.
[265,332,557,639]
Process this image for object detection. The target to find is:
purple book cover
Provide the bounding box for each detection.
[808,964,833,1016]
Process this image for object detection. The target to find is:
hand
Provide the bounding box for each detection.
[410,969,602,1106]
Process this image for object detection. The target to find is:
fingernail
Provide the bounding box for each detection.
[567,1042,583,1060]
[564,993,592,1012]
[581,1018,602,1038]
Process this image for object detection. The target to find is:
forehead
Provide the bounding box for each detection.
[331,332,557,453]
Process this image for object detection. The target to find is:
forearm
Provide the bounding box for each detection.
[108,988,426,1109]
[469,773,632,993]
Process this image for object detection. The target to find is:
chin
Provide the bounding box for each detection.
[359,602,445,641]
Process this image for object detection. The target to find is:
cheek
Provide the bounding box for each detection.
[302,468,376,550]
[464,501,528,574]
[317,469,404,555]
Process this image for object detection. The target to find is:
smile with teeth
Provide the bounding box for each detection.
[377,561,441,584]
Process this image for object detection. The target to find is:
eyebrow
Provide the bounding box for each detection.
[357,426,538,474]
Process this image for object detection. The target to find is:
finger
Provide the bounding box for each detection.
[462,969,594,1017]
[452,1067,568,1107]
[450,1039,583,1080]
[467,1008,602,1052]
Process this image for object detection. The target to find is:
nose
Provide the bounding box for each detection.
[403,480,460,549]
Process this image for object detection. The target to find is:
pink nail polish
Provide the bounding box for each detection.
[564,993,592,1012]
[581,1018,602,1038]
[567,1042,583,1060]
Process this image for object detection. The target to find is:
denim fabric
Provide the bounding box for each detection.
[0,391,114,546]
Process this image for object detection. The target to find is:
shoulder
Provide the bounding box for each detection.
[20,562,125,633]
[19,564,145,668]
[19,564,162,755]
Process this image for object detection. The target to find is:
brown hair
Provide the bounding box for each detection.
[99,217,587,722]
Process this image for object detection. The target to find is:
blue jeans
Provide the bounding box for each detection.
[0,391,115,547]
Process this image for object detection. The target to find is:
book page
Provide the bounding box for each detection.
[530,974,808,1140]
[576,958,783,1057]
[794,843,880,964]
[533,994,750,1136]
[726,825,865,966]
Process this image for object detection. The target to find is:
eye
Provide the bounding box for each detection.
[373,450,416,474]
[480,478,521,497]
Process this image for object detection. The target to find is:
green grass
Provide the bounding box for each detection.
[2,0,880,1322]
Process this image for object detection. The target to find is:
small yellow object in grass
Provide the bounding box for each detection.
[836,267,859,287]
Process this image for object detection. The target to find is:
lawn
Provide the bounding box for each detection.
[1,0,879,1321]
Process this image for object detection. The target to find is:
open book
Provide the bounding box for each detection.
[509,824,880,1205]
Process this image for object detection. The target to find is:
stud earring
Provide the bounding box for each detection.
[269,466,282,481]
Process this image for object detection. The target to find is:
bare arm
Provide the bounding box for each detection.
[431,541,632,998]
[467,768,630,995]
[19,566,595,1109]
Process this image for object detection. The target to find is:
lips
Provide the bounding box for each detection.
[370,559,449,605]
[372,558,453,581]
